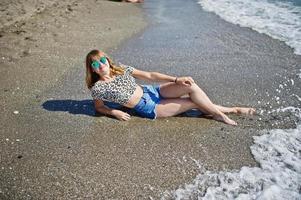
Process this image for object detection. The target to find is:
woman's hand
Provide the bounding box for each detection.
[113,110,131,121]
[176,76,195,86]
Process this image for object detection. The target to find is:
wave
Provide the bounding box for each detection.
[163,107,301,199]
[198,0,301,55]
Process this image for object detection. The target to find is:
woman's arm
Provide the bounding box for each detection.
[132,68,176,82]
[132,68,195,86]
[94,99,131,121]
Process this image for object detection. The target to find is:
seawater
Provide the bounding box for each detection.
[163,107,301,199]
[198,0,301,55]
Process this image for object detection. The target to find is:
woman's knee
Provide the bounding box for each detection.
[175,82,198,92]
[187,83,201,93]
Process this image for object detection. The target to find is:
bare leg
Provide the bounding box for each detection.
[156,98,198,118]
[156,99,255,117]
[214,104,237,114]
[214,104,256,115]
[159,83,255,115]
[159,83,238,126]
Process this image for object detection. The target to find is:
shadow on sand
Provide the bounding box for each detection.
[42,99,133,117]
[42,99,203,118]
[42,99,96,116]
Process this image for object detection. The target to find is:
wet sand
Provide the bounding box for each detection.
[1,0,301,199]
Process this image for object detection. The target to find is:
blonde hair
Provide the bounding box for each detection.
[85,50,125,89]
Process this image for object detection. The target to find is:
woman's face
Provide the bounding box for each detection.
[91,52,110,76]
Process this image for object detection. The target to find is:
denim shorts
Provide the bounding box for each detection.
[133,85,163,119]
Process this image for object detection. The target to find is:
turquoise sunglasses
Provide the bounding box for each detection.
[91,56,107,70]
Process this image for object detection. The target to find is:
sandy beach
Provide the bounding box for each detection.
[1,0,301,199]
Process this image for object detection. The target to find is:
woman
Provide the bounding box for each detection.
[85,50,255,125]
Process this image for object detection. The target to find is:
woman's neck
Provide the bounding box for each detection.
[100,74,114,82]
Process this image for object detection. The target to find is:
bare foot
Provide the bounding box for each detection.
[235,107,256,115]
[213,114,237,126]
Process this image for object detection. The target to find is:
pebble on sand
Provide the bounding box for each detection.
[13,110,19,114]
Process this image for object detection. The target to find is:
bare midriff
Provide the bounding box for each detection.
[123,85,143,108]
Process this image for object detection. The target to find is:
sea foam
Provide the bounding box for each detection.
[198,0,301,55]
[163,107,301,199]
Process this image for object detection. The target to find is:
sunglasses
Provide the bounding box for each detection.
[91,56,108,70]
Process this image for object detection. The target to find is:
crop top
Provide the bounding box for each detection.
[90,65,138,105]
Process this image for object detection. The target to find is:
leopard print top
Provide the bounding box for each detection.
[91,65,137,105]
